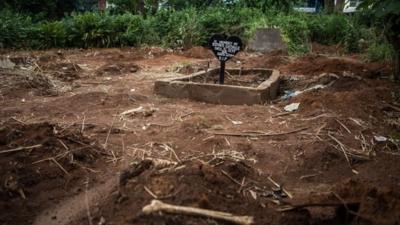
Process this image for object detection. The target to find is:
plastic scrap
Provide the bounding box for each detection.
[281,84,327,100]
[374,135,387,142]
[284,103,300,112]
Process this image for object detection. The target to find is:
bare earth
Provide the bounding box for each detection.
[0,46,399,225]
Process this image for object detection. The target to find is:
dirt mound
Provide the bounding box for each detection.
[90,159,309,225]
[280,54,391,78]
[290,78,393,119]
[96,63,139,76]
[40,62,82,82]
[0,120,108,225]
[0,68,58,97]
[311,43,343,55]
[183,46,214,59]
[243,52,289,69]
[308,179,400,225]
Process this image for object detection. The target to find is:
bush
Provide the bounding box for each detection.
[307,14,350,45]
[271,13,310,53]
[0,7,394,59]
[0,10,38,48]
[366,42,394,62]
[38,21,68,48]
[64,12,144,48]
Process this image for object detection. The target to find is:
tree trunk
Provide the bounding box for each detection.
[324,0,335,13]
[98,0,106,10]
[335,0,345,12]
[394,50,400,82]
[387,28,400,81]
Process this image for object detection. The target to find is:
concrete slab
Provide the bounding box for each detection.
[154,68,280,105]
[248,28,288,53]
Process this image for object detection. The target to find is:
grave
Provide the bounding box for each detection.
[154,68,280,105]
[154,34,281,105]
[248,28,288,53]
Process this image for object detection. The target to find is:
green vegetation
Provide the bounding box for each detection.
[359,0,400,79]
[0,0,396,63]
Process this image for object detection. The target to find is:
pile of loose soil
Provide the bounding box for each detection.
[182,46,214,59]
[87,159,309,225]
[311,43,343,55]
[40,62,82,82]
[0,68,58,98]
[291,78,393,120]
[96,63,139,76]
[299,179,400,225]
[0,120,108,225]
[242,52,289,69]
[280,54,391,78]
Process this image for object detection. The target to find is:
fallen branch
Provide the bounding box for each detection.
[277,201,360,212]
[336,119,351,134]
[0,144,42,154]
[142,200,254,225]
[268,176,293,199]
[272,112,294,118]
[85,179,94,225]
[207,127,308,138]
[328,133,352,167]
[51,158,70,176]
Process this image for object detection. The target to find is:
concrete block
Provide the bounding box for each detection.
[248,28,288,53]
[154,68,280,105]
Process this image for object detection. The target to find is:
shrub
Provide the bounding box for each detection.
[271,13,310,53]
[0,10,38,48]
[38,21,68,48]
[0,6,394,59]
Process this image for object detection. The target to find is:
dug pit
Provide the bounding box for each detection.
[154,68,280,105]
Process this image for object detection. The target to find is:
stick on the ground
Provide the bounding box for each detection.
[272,112,293,118]
[51,158,70,176]
[208,127,308,138]
[142,200,254,225]
[0,144,42,154]
[221,170,242,186]
[277,201,360,212]
[104,117,116,148]
[336,119,351,134]
[268,176,293,199]
[85,179,94,225]
[328,133,352,167]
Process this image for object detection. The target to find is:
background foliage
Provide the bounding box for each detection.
[0,0,397,62]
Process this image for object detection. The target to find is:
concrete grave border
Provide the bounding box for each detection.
[154,68,280,105]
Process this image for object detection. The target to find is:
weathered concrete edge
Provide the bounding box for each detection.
[154,68,280,105]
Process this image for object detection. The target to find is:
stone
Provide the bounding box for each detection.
[248,28,288,53]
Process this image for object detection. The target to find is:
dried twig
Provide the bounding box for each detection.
[328,133,352,167]
[85,179,94,225]
[51,158,70,176]
[208,127,308,138]
[0,144,42,154]
[268,176,293,199]
[142,200,254,225]
[104,117,116,148]
[336,119,351,134]
[58,139,69,151]
[144,186,158,199]
[221,170,242,186]
[81,115,86,134]
[272,112,293,118]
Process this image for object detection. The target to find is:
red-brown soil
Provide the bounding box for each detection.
[0,47,399,225]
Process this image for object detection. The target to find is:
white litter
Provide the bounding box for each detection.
[0,58,15,69]
[284,103,300,112]
[374,135,387,142]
